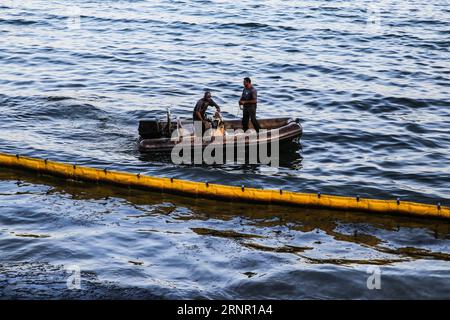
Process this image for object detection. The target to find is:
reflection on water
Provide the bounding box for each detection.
[1,168,449,299]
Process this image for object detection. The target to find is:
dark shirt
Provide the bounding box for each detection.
[193,98,219,118]
[241,86,257,108]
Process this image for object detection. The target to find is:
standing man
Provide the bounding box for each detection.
[239,77,261,133]
[193,91,221,134]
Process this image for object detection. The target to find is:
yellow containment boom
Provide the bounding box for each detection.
[0,152,448,220]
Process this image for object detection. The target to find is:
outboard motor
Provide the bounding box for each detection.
[138,117,163,139]
[138,107,173,139]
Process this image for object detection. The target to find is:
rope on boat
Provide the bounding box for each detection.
[0,152,448,220]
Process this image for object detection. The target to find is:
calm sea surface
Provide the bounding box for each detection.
[0,0,449,299]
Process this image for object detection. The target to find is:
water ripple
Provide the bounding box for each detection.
[0,0,449,299]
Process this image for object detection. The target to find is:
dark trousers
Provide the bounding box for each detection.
[242,106,260,132]
[193,112,205,137]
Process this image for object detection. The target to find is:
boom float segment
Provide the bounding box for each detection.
[0,152,448,219]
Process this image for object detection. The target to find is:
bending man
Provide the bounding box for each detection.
[193,91,221,135]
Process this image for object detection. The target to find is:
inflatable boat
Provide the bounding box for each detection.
[138,113,302,152]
